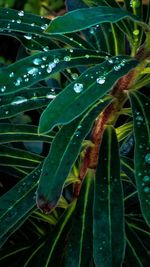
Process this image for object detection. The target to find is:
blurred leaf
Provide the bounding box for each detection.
[0,145,43,168]
[93,126,125,267]
[37,99,109,213]
[0,124,53,144]
[129,90,150,226]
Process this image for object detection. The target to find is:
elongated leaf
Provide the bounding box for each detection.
[21,201,76,267]
[129,91,150,226]
[0,145,43,168]
[64,173,94,267]
[125,223,150,267]
[36,99,109,213]
[93,126,125,267]
[0,163,42,247]
[0,124,53,144]
[0,49,109,96]
[46,6,139,34]
[0,87,61,119]
[39,56,138,134]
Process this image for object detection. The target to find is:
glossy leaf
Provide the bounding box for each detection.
[64,173,94,267]
[129,90,150,226]
[0,87,61,119]
[0,49,109,96]
[0,124,53,144]
[36,99,109,213]
[93,126,125,267]
[0,163,42,247]
[39,56,138,134]
[46,7,139,34]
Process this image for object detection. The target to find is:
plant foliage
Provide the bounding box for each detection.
[0,0,150,266]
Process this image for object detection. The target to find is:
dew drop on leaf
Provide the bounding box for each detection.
[9,72,14,78]
[145,153,150,164]
[17,19,21,24]
[143,187,150,193]
[96,76,106,84]
[143,176,150,182]
[33,58,42,65]
[11,96,28,105]
[64,56,71,62]
[73,83,83,93]
[24,34,32,40]
[27,67,38,75]
[18,10,24,17]
[0,86,6,92]
[14,77,23,86]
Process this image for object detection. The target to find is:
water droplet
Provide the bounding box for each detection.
[107,58,113,64]
[43,46,49,52]
[5,110,9,115]
[143,187,150,193]
[47,62,56,73]
[73,83,83,93]
[41,24,48,30]
[9,72,14,78]
[70,49,73,53]
[145,153,150,164]
[18,10,24,17]
[14,77,23,86]
[64,56,71,62]
[114,65,121,71]
[17,19,21,24]
[11,96,27,105]
[71,73,78,80]
[31,23,35,27]
[54,58,59,64]
[24,34,32,40]
[85,54,90,58]
[33,58,42,65]
[136,115,143,121]
[143,176,150,182]
[46,93,56,99]
[0,86,6,92]
[27,67,38,76]
[42,56,47,61]
[12,19,15,23]
[96,76,106,84]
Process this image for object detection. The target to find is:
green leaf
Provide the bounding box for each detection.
[93,126,125,267]
[39,56,138,134]
[0,124,53,144]
[0,87,61,119]
[0,145,43,168]
[0,163,42,248]
[46,6,139,34]
[0,49,108,96]
[64,172,94,267]
[129,90,150,226]
[21,201,76,267]
[36,99,109,213]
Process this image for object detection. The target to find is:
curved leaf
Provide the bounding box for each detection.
[39,56,138,134]
[129,90,150,226]
[93,126,125,267]
[46,6,139,34]
[36,99,109,213]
